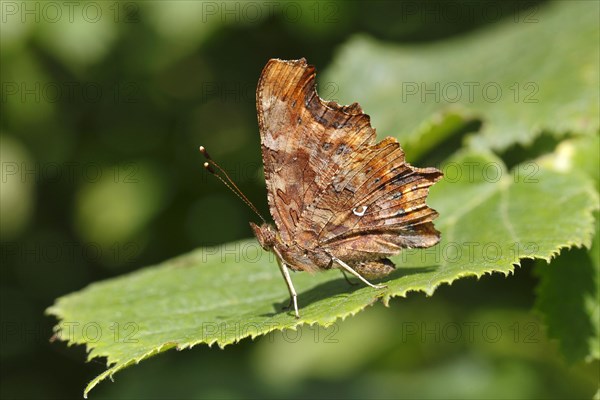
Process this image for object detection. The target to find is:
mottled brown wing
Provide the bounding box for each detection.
[256,58,377,244]
[257,58,441,258]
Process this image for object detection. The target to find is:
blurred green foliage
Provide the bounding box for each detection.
[1,1,598,398]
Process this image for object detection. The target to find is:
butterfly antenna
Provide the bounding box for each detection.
[199,146,266,223]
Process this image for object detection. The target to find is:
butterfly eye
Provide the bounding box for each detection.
[352,205,368,217]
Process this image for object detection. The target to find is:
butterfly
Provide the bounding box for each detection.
[202,58,442,318]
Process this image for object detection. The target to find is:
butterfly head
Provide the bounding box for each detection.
[249,222,279,251]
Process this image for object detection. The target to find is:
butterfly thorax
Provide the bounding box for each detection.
[250,222,330,272]
[249,222,278,250]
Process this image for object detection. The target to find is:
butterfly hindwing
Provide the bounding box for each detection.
[299,136,442,255]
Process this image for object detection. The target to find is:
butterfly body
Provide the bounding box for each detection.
[250,222,329,272]
[251,221,395,277]
[250,58,442,317]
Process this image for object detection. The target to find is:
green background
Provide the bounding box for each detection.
[1,1,598,398]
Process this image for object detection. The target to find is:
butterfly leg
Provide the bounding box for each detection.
[276,260,300,319]
[340,270,359,286]
[330,256,387,290]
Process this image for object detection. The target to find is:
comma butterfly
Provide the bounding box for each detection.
[201,58,442,318]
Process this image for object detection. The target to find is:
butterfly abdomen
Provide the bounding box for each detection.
[352,258,395,279]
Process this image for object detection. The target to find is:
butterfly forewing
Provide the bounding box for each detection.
[257,58,378,244]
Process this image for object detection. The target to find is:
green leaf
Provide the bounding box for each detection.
[536,135,600,362]
[47,148,598,397]
[322,1,599,152]
[534,134,599,363]
[534,227,599,363]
